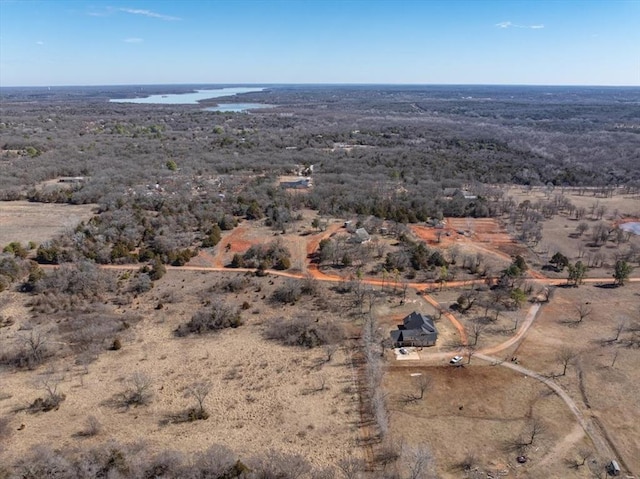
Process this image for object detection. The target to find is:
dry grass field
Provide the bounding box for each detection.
[511,283,640,475]
[0,269,363,469]
[0,201,96,247]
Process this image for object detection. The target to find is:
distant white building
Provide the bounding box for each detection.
[281,177,312,189]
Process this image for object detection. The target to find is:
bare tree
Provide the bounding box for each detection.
[376,440,401,470]
[312,374,327,392]
[466,346,477,365]
[513,418,546,448]
[16,331,49,368]
[556,348,577,376]
[574,302,593,324]
[250,449,311,479]
[312,466,337,479]
[403,445,434,479]
[324,343,339,363]
[187,381,211,419]
[337,456,365,479]
[402,375,432,403]
[30,371,65,412]
[193,444,238,478]
[121,371,153,407]
[613,318,626,342]
[469,320,486,346]
[456,454,479,473]
[526,419,545,445]
[457,289,478,313]
[570,447,593,469]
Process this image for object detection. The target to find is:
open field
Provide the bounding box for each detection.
[0,201,96,248]
[0,269,362,468]
[384,363,585,478]
[509,283,640,475]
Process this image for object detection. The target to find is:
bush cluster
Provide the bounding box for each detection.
[263,317,343,348]
[232,240,292,271]
[176,302,242,336]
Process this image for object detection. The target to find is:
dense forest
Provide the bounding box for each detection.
[1,85,639,266]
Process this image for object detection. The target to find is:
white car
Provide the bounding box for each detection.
[449,355,464,365]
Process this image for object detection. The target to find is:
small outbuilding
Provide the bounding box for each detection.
[390,311,438,347]
[606,460,621,476]
[351,228,371,244]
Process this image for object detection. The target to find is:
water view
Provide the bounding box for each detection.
[205,103,276,113]
[109,87,265,105]
[620,222,640,235]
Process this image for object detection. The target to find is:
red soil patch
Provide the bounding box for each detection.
[211,224,255,268]
[305,223,343,255]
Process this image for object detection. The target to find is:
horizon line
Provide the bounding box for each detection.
[1,82,639,89]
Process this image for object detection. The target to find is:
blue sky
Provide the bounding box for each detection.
[1,0,638,86]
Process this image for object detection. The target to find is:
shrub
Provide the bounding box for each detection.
[275,255,291,270]
[3,241,28,259]
[177,302,242,336]
[149,259,166,281]
[219,276,250,292]
[34,261,115,298]
[36,242,62,264]
[263,317,343,348]
[271,281,302,304]
[80,415,102,437]
[230,253,245,268]
[202,224,222,247]
[119,371,153,407]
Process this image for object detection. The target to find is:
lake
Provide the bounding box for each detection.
[109,87,265,105]
[620,222,640,235]
[204,103,276,113]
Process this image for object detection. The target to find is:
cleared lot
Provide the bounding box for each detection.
[0,201,96,247]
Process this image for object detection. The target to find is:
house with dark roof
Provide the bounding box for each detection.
[390,311,438,347]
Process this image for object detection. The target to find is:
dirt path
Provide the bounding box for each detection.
[534,423,585,469]
[475,352,619,469]
[420,292,469,346]
[481,303,541,357]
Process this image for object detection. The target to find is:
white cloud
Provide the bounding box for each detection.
[124,37,143,43]
[120,8,181,21]
[36,41,44,45]
[496,21,544,30]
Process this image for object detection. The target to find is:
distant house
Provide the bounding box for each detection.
[351,227,371,244]
[443,188,477,200]
[390,312,438,347]
[58,176,86,183]
[281,177,312,189]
